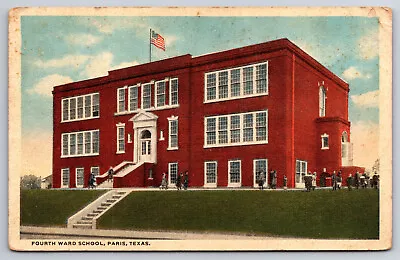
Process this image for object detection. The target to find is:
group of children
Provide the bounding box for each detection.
[160,171,189,190]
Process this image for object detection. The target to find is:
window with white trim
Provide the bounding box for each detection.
[61,168,70,188]
[128,85,139,111]
[142,83,152,109]
[117,87,126,113]
[168,117,178,149]
[254,159,267,186]
[117,124,125,153]
[168,162,178,186]
[321,133,329,149]
[61,130,100,157]
[61,93,100,122]
[228,160,241,187]
[296,160,307,184]
[205,61,268,102]
[77,96,84,119]
[170,78,179,105]
[155,80,166,107]
[204,110,268,148]
[91,166,100,176]
[204,161,217,187]
[76,168,84,188]
[319,86,326,117]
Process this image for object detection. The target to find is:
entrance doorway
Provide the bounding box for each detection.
[140,130,152,162]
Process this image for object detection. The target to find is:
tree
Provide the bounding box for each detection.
[20,175,41,190]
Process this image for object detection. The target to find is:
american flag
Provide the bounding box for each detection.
[150,30,165,51]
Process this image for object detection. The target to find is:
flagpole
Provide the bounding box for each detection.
[149,28,152,63]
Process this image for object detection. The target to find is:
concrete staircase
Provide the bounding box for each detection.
[67,189,132,229]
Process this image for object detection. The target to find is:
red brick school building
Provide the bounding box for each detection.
[52,38,364,189]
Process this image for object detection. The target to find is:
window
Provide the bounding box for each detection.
[62,100,69,121]
[321,133,329,149]
[170,78,179,105]
[77,133,84,155]
[256,63,268,93]
[118,87,126,113]
[129,85,139,111]
[69,133,76,155]
[142,83,152,109]
[204,161,217,187]
[254,159,267,187]
[61,130,99,157]
[243,67,254,95]
[61,168,70,188]
[168,162,178,186]
[62,134,69,156]
[117,124,125,153]
[319,86,326,117]
[92,131,99,154]
[228,160,241,187]
[205,61,268,102]
[92,93,99,117]
[155,80,166,107]
[243,114,254,142]
[296,160,307,184]
[230,69,241,97]
[77,97,84,119]
[69,99,76,120]
[84,95,91,118]
[218,117,228,144]
[206,118,216,145]
[76,168,84,188]
[218,71,229,99]
[91,166,100,177]
[168,117,178,149]
[205,110,268,148]
[61,93,100,122]
[230,115,241,143]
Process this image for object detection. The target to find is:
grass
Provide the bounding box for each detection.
[98,189,379,239]
[20,189,105,227]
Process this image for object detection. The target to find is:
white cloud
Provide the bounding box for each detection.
[82,52,140,78]
[111,61,140,71]
[27,74,73,97]
[65,33,102,46]
[292,39,339,66]
[34,54,90,69]
[342,66,365,80]
[351,90,379,108]
[22,130,52,177]
[89,18,151,35]
[164,34,178,46]
[83,52,114,78]
[358,28,379,60]
[351,121,379,170]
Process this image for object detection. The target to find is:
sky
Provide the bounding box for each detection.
[20,16,379,177]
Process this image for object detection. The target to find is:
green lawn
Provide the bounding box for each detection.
[98,189,379,239]
[20,189,105,227]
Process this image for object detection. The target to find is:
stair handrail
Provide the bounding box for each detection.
[95,161,134,185]
[113,161,145,178]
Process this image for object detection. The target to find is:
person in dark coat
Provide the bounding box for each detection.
[354,171,360,189]
[258,171,265,190]
[183,171,189,190]
[107,167,114,182]
[304,172,312,192]
[332,171,337,191]
[347,174,353,191]
[271,170,277,189]
[176,173,182,190]
[283,175,288,190]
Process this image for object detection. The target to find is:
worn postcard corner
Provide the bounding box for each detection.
[8,6,392,251]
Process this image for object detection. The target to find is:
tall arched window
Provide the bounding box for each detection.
[319,86,326,117]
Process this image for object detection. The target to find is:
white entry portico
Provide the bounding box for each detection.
[129,110,158,164]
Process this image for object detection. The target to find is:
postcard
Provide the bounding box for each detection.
[8,7,392,251]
